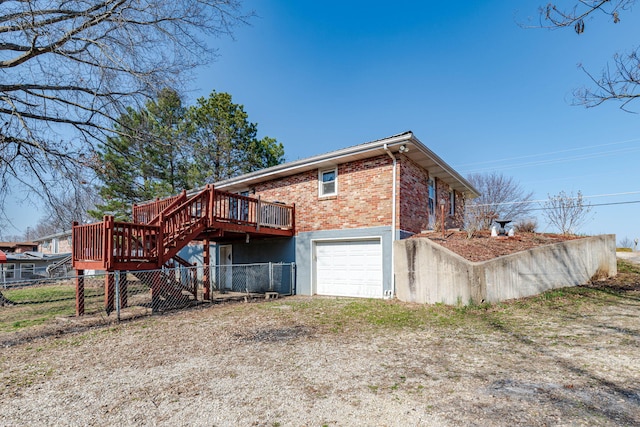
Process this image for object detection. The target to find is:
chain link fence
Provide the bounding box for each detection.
[0,263,295,340]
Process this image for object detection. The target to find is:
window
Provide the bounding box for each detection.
[449,191,456,216]
[319,168,337,197]
[21,263,35,278]
[427,179,435,216]
[2,264,15,279]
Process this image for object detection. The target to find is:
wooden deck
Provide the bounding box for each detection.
[72,185,294,272]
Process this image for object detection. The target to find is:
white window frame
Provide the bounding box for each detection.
[318,167,338,197]
[427,179,435,216]
[3,263,15,279]
[20,263,35,278]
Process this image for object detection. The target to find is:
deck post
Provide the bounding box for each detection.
[104,215,114,270]
[208,185,215,225]
[105,273,115,314]
[118,270,128,308]
[256,195,261,232]
[157,211,165,267]
[75,269,84,316]
[203,239,211,300]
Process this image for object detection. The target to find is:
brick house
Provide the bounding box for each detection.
[33,230,73,255]
[0,241,38,253]
[183,131,479,298]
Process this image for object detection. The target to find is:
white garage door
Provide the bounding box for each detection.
[315,239,383,298]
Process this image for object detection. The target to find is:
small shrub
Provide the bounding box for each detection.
[617,236,634,250]
[514,218,537,233]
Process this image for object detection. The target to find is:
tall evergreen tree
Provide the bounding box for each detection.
[186,91,284,185]
[91,89,284,220]
[90,89,189,220]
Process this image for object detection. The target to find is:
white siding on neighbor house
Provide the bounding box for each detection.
[314,239,383,298]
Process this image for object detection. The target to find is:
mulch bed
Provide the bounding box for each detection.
[413,230,582,262]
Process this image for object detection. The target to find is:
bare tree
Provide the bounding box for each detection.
[465,172,534,230]
[0,0,250,215]
[537,1,640,111]
[618,236,634,249]
[542,190,593,235]
[31,183,101,239]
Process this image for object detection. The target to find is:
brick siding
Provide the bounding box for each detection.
[397,156,430,234]
[253,155,394,233]
[248,153,464,235]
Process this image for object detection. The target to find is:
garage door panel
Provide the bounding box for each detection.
[315,239,382,298]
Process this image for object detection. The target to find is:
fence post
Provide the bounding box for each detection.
[203,240,211,300]
[291,262,296,296]
[115,271,121,321]
[75,269,84,316]
[269,262,273,291]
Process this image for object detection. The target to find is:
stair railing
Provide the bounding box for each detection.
[132,191,187,224]
[158,185,213,263]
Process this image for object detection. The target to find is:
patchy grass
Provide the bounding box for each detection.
[263,260,640,336]
[0,285,104,333]
[2,260,639,340]
[617,259,640,275]
[4,284,77,304]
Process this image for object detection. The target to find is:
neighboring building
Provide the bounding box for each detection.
[181,131,479,298]
[0,241,38,253]
[0,232,73,285]
[1,252,73,286]
[34,230,73,255]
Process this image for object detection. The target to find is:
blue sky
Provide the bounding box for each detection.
[6,0,640,244]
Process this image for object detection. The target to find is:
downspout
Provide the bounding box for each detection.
[383,144,397,299]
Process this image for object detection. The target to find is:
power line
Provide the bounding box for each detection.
[527,200,640,212]
[472,190,640,207]
[462,145,640,174]
[454,137,640,170]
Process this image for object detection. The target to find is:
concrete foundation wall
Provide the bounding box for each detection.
[394,235,617,305]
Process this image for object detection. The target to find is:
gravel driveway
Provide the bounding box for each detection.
[1,275,639,426]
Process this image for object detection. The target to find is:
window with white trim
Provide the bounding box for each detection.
[427,179,435,217]
[3,263,15,279]
[21,263,35,278]
[319,168,338,197]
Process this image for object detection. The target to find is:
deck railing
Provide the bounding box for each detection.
[259,200,293,229]
[72,221,106,264]
[73,218,161,268]
[73,186,294,271]
[111,221,160,265]
[132,191,187,224]
[213,190,259,226]
[161,186,211,250]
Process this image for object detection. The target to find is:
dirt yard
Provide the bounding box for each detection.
[1,261,639,426]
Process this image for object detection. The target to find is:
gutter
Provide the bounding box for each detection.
[383,143,397,299]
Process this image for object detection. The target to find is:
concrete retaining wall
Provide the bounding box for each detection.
[394,235,617,305]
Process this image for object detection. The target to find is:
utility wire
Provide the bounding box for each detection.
[461,145,640,174]
[472,190,640,207]
[454,137,640,169]
[527,200,640,212]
